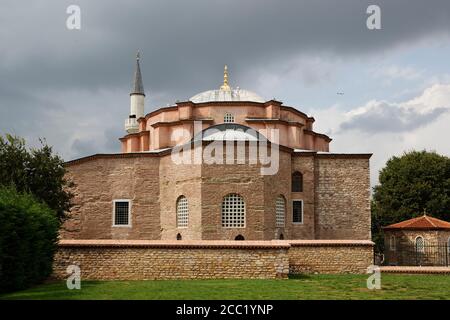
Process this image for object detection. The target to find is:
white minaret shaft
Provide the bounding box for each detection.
[125,52,145,133]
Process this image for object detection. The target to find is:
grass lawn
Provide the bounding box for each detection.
[1,274,450,300]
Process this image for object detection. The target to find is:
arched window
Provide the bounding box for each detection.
[415,236,425,253]
[235,235,245,240]
[276,196,286,227]
[292,171,303,192]
[224,113,234,123]
[390,235,396,251]
[176,196,189,228]
[222,193,245,228]
[176,233,182,240]
[279,233,284,240]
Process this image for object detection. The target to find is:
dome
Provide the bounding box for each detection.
[192,123,268,142]
[189,88,265,103]
[189,65,265,103]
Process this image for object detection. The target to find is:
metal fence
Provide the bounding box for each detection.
[384,243,450,266]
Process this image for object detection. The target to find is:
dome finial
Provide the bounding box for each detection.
[220,65,231,91]
[136,50,140,61]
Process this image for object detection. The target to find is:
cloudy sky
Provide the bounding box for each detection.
[1,0,450,187]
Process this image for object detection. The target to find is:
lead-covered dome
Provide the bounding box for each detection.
[189,65,265,103]
[189,88,265,103]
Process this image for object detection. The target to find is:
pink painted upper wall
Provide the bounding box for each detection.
[120,100,331,153]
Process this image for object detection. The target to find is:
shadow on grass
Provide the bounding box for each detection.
[0,281,108,300]
[288,274,312,280]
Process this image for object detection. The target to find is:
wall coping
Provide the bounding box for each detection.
[58,239,291,249]
[288,240,374,247]
[58,239,374,249]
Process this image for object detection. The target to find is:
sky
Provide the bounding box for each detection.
[1,0,450,187]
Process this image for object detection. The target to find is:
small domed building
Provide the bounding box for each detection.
[61,56,372,242]
[383,214,450,266]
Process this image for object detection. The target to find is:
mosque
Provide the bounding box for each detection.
[61,55,372,242]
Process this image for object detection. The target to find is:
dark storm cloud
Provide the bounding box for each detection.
[2,0,450,97]
[1,0,450,159]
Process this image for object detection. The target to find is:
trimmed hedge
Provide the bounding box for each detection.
[0,187,59,293]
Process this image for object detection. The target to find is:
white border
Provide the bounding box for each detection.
[292,199,304,224]
[112,199,132,227]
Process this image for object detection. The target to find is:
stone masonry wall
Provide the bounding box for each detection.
[200,143,266,240]
[288,240,374,274]
[289,154,316,239]
[52,240,373,280]
[52,240,290,280]
[62,156,161,240]
[314,156,371,240]
[159,151,202,240]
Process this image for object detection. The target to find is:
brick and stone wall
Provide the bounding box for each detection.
[53,240,291,280]
[62,156,161,240]
[62,149,371,242]
[52,240,373,280]
[313,156,371,240]
[288,240,374,274]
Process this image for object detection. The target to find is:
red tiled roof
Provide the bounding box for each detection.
[383,215,450,230]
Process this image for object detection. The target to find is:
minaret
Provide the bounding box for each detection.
[125,52,145,133]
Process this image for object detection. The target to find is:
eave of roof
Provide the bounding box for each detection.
[383,215,450,230]
[64,149,172,166]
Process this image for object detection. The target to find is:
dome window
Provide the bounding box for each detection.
[224,113,235,123]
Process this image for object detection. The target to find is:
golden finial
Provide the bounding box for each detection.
[220,65,231,91]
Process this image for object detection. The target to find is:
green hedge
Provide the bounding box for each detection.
[0,187,59,293]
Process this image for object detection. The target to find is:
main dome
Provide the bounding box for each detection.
[189,88,265,103]
[189,65,265,103]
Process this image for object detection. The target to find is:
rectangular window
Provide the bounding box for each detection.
[113,200,131,226]
[292,200,303,224]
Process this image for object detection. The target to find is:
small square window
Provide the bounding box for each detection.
[113,200,131,226]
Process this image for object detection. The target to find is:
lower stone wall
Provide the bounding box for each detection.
[288,240,374,274]
[52,239,374,280]
[52,240,290,280]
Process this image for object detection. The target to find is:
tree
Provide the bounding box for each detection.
[372,150,450,251]
[0,134,74,221]
[0,187,59,292]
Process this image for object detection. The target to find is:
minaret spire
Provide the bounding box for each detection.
[125,51,146,133]
[131,51,145,96]
[220,65,231,91]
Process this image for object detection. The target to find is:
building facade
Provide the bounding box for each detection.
[61,57,372,242]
